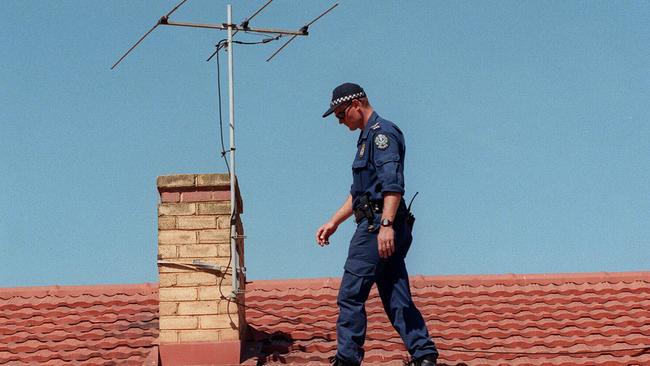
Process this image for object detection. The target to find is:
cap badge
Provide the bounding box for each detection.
[374,134,389,150]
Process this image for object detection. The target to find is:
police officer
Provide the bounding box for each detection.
[316,83,438,366]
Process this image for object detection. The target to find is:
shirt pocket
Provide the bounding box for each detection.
[352,145,369,168]
[351,143,370,193]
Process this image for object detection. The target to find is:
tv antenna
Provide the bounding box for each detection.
[111,0,338,297]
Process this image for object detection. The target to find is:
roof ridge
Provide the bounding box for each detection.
[0,283,158,299]
[245,271,650,290]
[3,271,649,294]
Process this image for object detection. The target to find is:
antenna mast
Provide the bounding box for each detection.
[226,5,238,295]
[111,1,338,297]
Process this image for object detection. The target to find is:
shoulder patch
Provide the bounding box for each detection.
[374,133,389,150]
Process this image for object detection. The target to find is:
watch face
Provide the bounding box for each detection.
[381,218,392,226]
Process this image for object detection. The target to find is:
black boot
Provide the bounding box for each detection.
[406,354,437,366]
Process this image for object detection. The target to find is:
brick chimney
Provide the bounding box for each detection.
[156,173,245,365]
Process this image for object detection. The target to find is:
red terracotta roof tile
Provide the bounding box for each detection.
[0,283,158,365]
[242,272,650,365]
[2,272,649,365]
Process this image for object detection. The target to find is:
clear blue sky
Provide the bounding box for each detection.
[1,1,648,287]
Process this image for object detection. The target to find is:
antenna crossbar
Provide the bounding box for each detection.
[163,20,308,36]
[206,0,275,61]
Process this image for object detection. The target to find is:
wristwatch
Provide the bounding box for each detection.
[380,218,393,227]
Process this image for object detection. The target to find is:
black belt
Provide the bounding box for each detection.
[353,200,383,224]
[353,196,411,231]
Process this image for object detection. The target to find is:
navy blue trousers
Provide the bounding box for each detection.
[336,219,438,364]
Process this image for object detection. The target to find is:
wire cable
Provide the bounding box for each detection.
[233,35,282,46]
[212,34,285,329]
[213,37,237,330]
[214,39,231,176]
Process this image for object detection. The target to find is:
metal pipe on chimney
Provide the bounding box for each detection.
[227,4,239,296]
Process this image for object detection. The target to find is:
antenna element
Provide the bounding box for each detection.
[111,0,189,70]
[266,3,338,62]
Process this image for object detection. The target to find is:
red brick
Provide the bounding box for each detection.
[211,190,231,201]
[181,191,213,202]
[161,192,180,203]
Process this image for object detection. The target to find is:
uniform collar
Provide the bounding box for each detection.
[358,111,380,142]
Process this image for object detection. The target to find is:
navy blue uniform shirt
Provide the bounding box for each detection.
[351,112,406,208]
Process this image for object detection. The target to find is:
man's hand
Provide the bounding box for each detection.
[316,222,338,246]
[377,226,395,258]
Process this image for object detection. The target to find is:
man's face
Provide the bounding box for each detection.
[334,100,361,131]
